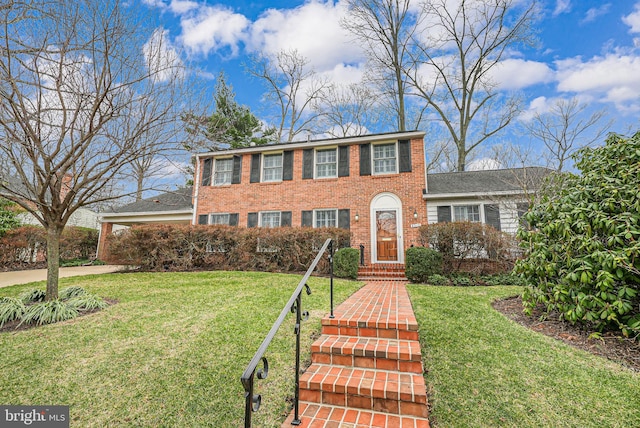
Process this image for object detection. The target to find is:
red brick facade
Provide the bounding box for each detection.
[194,132,427,265]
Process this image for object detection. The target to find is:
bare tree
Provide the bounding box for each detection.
[312,83,386,137]
[406,0,536,171]
[247,49,329,142]
[341,0,421,132]
[0,0,188,299]
[524,97,612,172]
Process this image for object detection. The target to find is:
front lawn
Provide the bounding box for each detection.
[0,271,361,427]
[408,285,640,428]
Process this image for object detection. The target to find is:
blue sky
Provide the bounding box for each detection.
[140,0,640,169]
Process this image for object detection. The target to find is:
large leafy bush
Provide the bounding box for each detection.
[334,247,359,279]
[515,132,640,337]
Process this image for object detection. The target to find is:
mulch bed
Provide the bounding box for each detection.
[493,295,640,372]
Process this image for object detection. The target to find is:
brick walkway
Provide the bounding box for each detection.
[282,281,430,428]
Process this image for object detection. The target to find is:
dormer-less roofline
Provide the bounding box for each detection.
[194,130,426,159]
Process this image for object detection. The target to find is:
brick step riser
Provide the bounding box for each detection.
[299,389,428,418]
[312,352,423,374]
[321,325,420,341]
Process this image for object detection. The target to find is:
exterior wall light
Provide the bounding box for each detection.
[355,213,359,221]
[413,210,418,219]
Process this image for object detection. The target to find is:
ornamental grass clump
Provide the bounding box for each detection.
[67,294,108,311]
[0,297,25,327]
[20,300,79,326]
[59,286,88,300]
[19,288,45,304]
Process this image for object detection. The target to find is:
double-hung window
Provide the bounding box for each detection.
[373,143,397,174]
[262,153,283,182]
[260,211,281,228]
[316,148,337,178]
[314,209,337,228]
[453,205,480,222]
[214,158,233,185]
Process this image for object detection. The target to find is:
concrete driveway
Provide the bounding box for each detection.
[0,265,126,288]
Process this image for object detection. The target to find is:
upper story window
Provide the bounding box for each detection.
[373,143,397,174]
[316,148,337,178]
[262,153,283,182]
[260,211,281,228]
[214,158,233,185]
[314,209,337,228]
[454,205,480,222]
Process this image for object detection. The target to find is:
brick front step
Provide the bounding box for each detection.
[282,402,430,428]
[357,264,407,281]
[321,318,419,341]
[299,364,429,418]
[311,335,423,374]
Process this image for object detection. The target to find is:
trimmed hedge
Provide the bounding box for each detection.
[106,225,351,274]
[334,248,359,279]
[418,221,516,274]
[0,226,98,271]
[405,247,443,283]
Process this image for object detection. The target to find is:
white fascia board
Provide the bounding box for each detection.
[194,131,426,158]
[423,190,526,200]
[100,210,193,223]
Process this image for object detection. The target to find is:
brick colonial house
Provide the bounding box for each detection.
[193,131,427,265]
[97,131,549,267]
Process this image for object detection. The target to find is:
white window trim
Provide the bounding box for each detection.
[313,208,338,228]
[445,203,485,223]
[213,157,234,186]
[261,152,284,183]
[259,211,282,228]
[371,141,398,175]
[314,146,338,179]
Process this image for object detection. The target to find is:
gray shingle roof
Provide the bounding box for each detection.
[426,167,552,195]
[109,187,193,213]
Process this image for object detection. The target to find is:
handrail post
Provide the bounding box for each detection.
[291,292,303,425]
[329,240,335,319]
[243,374,254,428]
[359,244,365,266]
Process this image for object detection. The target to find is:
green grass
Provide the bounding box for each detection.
[408,285,640,428]
[0,271,362,427]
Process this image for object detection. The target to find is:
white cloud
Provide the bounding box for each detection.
[582,4,610,24]
[177,5,249,56]
[490,59,554,90]
[622,3,640,33]
[248,1,363,72]
[552,0,571,17]
[143,28,184,82]
[169,0,198,14]
[555,54,640,111]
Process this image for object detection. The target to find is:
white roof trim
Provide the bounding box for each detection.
[101,209,193,220]
[196,131,426,159]
[423,190,526,200]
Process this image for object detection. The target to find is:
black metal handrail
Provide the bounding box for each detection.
[241,238,335,428]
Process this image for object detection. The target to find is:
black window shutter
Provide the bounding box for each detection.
[198,214,208,225]
[201,158,212,186]
[283,151,294,181]
[398,140,412,172]
[247,212,258,228]
[229,213,239,226]
[484,204,501,231]
[437,206,452,223]
[232,155,242,184]
[250,154,261,183]
[338,209,350,230]
[359,144,371,176]
[302,149,314,179]
[281,211,292,227]
[301,210,313,227]
[338,146,350,177]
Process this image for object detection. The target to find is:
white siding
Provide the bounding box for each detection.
[426,197,524,235]
[18,208,99,230]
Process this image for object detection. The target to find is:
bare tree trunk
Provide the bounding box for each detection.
[45,226,62,300]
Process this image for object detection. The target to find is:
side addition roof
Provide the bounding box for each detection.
[107,186,193,214]
[424,167,552,199]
